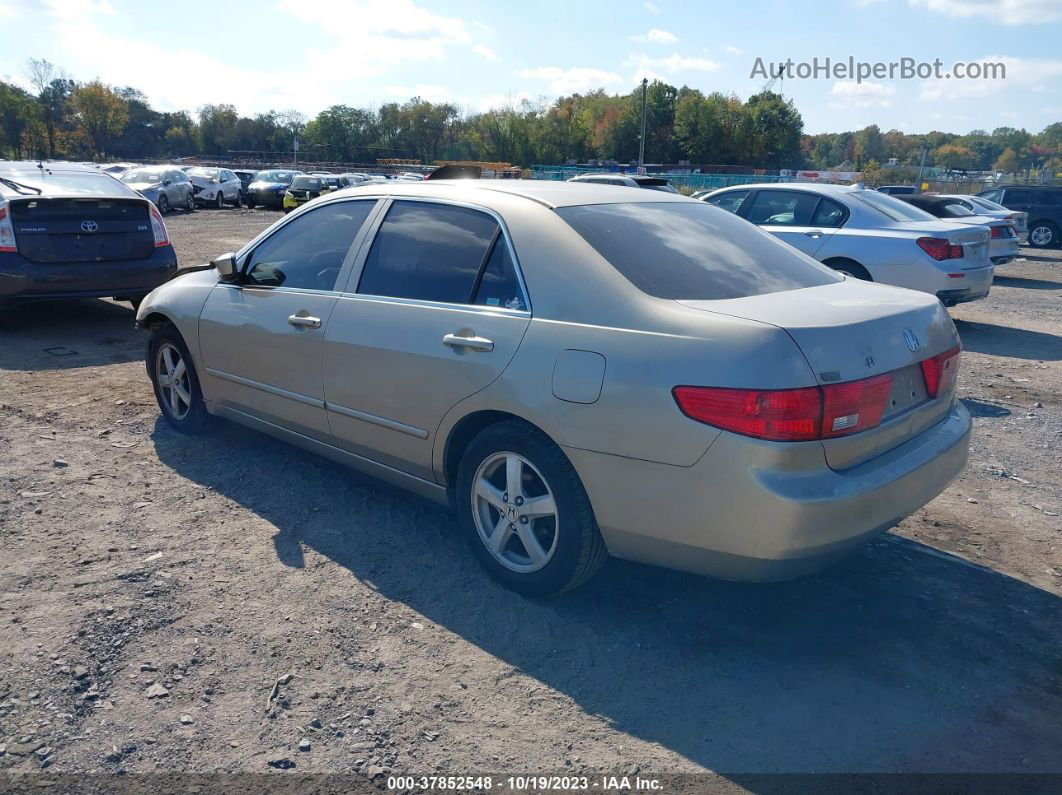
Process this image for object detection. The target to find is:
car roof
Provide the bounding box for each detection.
[1,160,102,174]
[336,179,691,209]
[711,182,865,195]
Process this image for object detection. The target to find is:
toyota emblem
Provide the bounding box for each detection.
[80,220,99,232]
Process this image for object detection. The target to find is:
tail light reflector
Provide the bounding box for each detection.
[917,237,964,260]
[0,207,17,252]
[673,373,894,442]
[148,203,170,248]
[920,344,961,398]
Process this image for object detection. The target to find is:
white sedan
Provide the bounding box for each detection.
[701,183,994,306]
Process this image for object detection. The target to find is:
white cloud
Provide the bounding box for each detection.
[724,45,744,55]
[909,0,1062,24]
[919,54,1062,100]
[625,52,722,82]
[476,91,538,112]
[517,66,623,94]
[829,80,897,108]
[629,28,678,44]
[0,3,18,17]
[472,44,498,61]
[643,1,661,12]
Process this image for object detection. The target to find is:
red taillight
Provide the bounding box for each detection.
[673,373,893,442]
[990,226,1000,238]
[920,344,961,398]
[0,207,16,252]
[917,237,964,261]
[148,203,170,248]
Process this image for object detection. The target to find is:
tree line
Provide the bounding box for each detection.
[0,59,1058,174]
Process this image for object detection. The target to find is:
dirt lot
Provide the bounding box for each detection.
[1,208,1060,782]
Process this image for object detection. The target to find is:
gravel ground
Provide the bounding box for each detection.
[0,207,1060,781]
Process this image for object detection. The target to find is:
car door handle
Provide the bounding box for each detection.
[443,333,494,352]
[288,314,322,329]
[804,229,825,238]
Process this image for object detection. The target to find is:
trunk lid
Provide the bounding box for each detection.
[679,279,960,469]
[9,196,155,263]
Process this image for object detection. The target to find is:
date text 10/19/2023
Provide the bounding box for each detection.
[386,775,664,791]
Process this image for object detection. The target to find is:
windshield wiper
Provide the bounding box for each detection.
[0,176,43,195]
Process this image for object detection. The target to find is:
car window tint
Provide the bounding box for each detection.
[357,201,499,303]
[245,200,374,291]
[473,239,525,310]
[557,202,840,301]
[746,190,818,226]
[1005,189,1031,203]
[811,197,847,227]
[705,190,748,214]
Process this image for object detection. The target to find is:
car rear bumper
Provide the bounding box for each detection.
[0,246,178,302]
[565,400,971,581]
[932,264,994,305]
[989,238,1020,264]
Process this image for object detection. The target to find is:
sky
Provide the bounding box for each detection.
[0,0,1060,135]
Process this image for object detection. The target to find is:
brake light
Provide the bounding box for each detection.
[917,237,964,261]
[0,207,15,252]
[920,344,961,398]
[673,373,893,442]
[148,203,170,248]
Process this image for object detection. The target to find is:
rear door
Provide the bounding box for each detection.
[743,189,841,257]
[322,199,531,480]
[198,199,379,440]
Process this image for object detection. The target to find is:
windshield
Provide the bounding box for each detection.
[255,170,298,184]
[290,176,321,189]
[121,169,165,183]
[852,190,936,222]
[556,202,841,300]
[186,167,218,178]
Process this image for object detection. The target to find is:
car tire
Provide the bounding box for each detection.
[456,419,607,596]
[235,190,243,208]
[157,194,169,214]
[245,195,256,209]
[1028,221,1059,249]
[185,191,195,212]
[147,324,213,435]
[825,258,872,280]
[214,192,224,210]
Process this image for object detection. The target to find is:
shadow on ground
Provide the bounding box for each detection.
[960,398,1012,418]
[954,319,1062,361]
[992,275,1062,291]
[153,418,1062,775]
[0,298,141,371]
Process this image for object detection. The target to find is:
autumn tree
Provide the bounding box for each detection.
[72,81,128,159]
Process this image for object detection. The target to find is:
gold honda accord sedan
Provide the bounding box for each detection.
[137,180,970,595]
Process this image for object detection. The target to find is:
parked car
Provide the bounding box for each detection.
[977,185,1062,249]
[701,183,994,305]
[895,194,1020,265]
[182,167,244,208]
[937,193,1028,242]
[97,162,139,177]
[120,166,195,214]
[877,185,917,195]
[282,174,331,212]
[317,174,362,191]
[233,170,256,193]
[245,169,303,209]
[137,181,970,595]
[400,172,426,181]
[567,173,678,192]
[1,160,176,309]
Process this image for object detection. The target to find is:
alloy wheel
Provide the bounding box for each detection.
[471,452,559,573]
[155,342,192,420]
[1030,225,1053,247]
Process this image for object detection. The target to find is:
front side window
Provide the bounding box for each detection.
[745,190,818,226]
[557,202,840,301]
[705,189,749,214]
[245,200,375,291]
[357,201,500,303]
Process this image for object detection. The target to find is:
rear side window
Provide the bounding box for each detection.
[245,200,375,291]
[1004,189,1032,203]
[357,201,500,303]
[705,189,748,213]
[811,197,847,227]
[556,202,840,300]
[473,240,524,310]
[746,190,818,226]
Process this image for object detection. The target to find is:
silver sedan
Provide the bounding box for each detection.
[137,181,971,595]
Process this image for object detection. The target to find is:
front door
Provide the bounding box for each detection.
[323,199,531,480]
[744,189,840,257]
[198,199,379,440]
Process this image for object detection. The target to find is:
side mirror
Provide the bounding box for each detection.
[163,179,172,186]
[211,252,240,283]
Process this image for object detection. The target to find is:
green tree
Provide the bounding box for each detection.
[0,81,38,159]
[72,81,128,159]
[993,147,1019,173]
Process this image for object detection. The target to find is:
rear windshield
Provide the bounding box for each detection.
[852,189,935,222]
[0,170,132,197]
[556,202,841,300]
